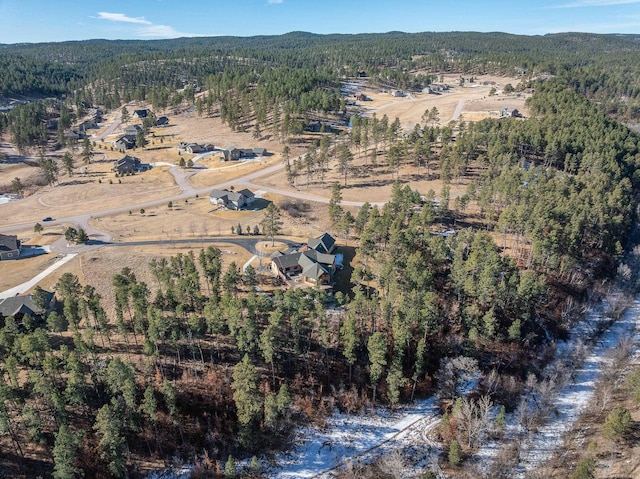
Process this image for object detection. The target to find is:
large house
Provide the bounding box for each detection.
[0,234,21,260]
[222,147,267,161]
[133,109,151,119]
[178,142,215,154]
[270,233,338,286]
[114,135,136,150]
[113,155,141,175]
[0,290,56,321]
[209,188,255,210]
[124,124,142,136]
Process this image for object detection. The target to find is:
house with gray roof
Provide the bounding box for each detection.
[113,155,141,175]
[124,124,142,136]
[270,233,337,286]
[0,290,56,321]
[209,188,255,210]
[222,147,266,161]
[304,232,336,254]
[114,135,136,150]
[0,234,21,260]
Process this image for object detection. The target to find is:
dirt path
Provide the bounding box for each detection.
[451,100,465,122]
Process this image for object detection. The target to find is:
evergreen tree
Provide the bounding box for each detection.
[261,202,283,247]
[231,354,261,426]
[52,424,83,479]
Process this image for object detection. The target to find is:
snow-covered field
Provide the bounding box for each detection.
[270,398,439,478]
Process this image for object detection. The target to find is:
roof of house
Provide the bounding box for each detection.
[125,124,142,133]
[0,234,20,253]
[115,135,136,146]
[271,233,337,281]
[301,249,335,266]
[236,188,254,199]
[301,261,331,281]
[134,109,149,118]
[114,155,140,166]
[0,290,54,318]
[307,233,336,254]
[253,147,267,155]
[272,252,303,271]
[156,116,169,125]
[209,188,253,204]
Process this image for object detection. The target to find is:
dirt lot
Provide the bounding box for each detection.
[358,74,528,127]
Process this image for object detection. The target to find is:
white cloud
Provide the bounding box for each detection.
[137,25,197,38]
[96,12,151,24]
[556,0,640,7]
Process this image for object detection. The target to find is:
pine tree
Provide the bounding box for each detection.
[53,424,83,479]
[232,354,261,426]
[261,202,283,247]
[367,332,387,402]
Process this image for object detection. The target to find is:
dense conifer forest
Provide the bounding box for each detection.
[2,31,640,478]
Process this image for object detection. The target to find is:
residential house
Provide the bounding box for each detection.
[209,188,255,210]
[133,109,150,119]
[223,147,241,161]
[304,121,335,133]
[221,146,264,161]
[253,147,267,156]
[304,232,336,254]
[114,135,137,150]
[355,93,370,102]
[204,144,216,152]
[0,234,21,260]
[390,90,405,97]
[113,155,141,175]
[500,107,520,118]
[77,118,97,132]
[64,130,85,141]
[155,116,169,127]
[270,233,338,286]
[185,143,203,154]
[0,290,56,321]
[124,124,142,136]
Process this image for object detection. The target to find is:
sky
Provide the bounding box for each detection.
[2,0,640,44]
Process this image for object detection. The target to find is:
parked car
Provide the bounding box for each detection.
[42,217,53,222]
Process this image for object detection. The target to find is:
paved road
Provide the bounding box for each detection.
[94,108,122,140]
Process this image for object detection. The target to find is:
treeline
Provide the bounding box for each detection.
[3,32,640,115]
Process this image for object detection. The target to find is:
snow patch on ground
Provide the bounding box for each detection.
[475,291,640,476]
[270,398,439,478]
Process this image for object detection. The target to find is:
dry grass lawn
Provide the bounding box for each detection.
[90,195,265,241]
